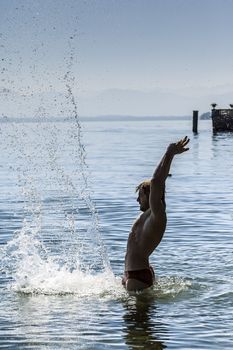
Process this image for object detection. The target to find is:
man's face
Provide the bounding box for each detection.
[137,188,149,212]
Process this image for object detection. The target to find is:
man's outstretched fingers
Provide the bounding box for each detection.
[182,138,190,146]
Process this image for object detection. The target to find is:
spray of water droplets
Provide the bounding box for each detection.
[0,20,115,295]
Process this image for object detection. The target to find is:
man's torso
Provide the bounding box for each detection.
[125,207,167,271]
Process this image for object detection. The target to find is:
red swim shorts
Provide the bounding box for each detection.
[122,266,155,288]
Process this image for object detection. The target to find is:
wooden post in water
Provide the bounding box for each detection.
[192,110,198,133]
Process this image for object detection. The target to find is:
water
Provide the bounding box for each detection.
[0,118,233,349]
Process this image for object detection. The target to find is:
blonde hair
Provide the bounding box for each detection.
[135,179,151,194]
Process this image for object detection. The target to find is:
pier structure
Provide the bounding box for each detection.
[211,103,233,132]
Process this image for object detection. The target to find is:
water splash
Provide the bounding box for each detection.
[153,276,193,299]
[0,27,112,295]
[62,33,111,272]
[1,222,118,297]
[6,221,117,297]
[123,276,194,303]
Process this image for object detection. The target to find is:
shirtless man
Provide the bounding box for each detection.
[123,136,190,291]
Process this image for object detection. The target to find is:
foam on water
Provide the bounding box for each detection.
[0,210,192,299]
[153,276,193,299]
[0,216,122,298]
[1,219,192,298]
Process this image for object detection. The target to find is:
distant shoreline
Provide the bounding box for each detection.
[0,115,195,123]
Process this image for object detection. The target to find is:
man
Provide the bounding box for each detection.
[122,136,190,291]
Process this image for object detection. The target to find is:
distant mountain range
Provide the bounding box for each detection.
[200,112,211,120]
[2,85,232,120]
[0,115,191,123]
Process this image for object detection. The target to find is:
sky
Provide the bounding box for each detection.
[1,0,233,117]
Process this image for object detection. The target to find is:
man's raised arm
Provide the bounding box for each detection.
[150,136,190,213]
[153,136,189,182]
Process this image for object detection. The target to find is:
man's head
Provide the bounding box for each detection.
[136,180,151,212]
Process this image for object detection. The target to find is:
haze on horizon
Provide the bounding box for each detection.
[1,0,233,118]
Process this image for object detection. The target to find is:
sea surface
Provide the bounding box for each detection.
[0,117,233,349]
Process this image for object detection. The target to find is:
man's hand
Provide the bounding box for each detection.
[167,136,190,155]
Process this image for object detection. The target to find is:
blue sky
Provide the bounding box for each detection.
[1,0,233,116]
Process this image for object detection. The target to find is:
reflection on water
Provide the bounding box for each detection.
[122,294,167,349]
[212,132,233,156]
